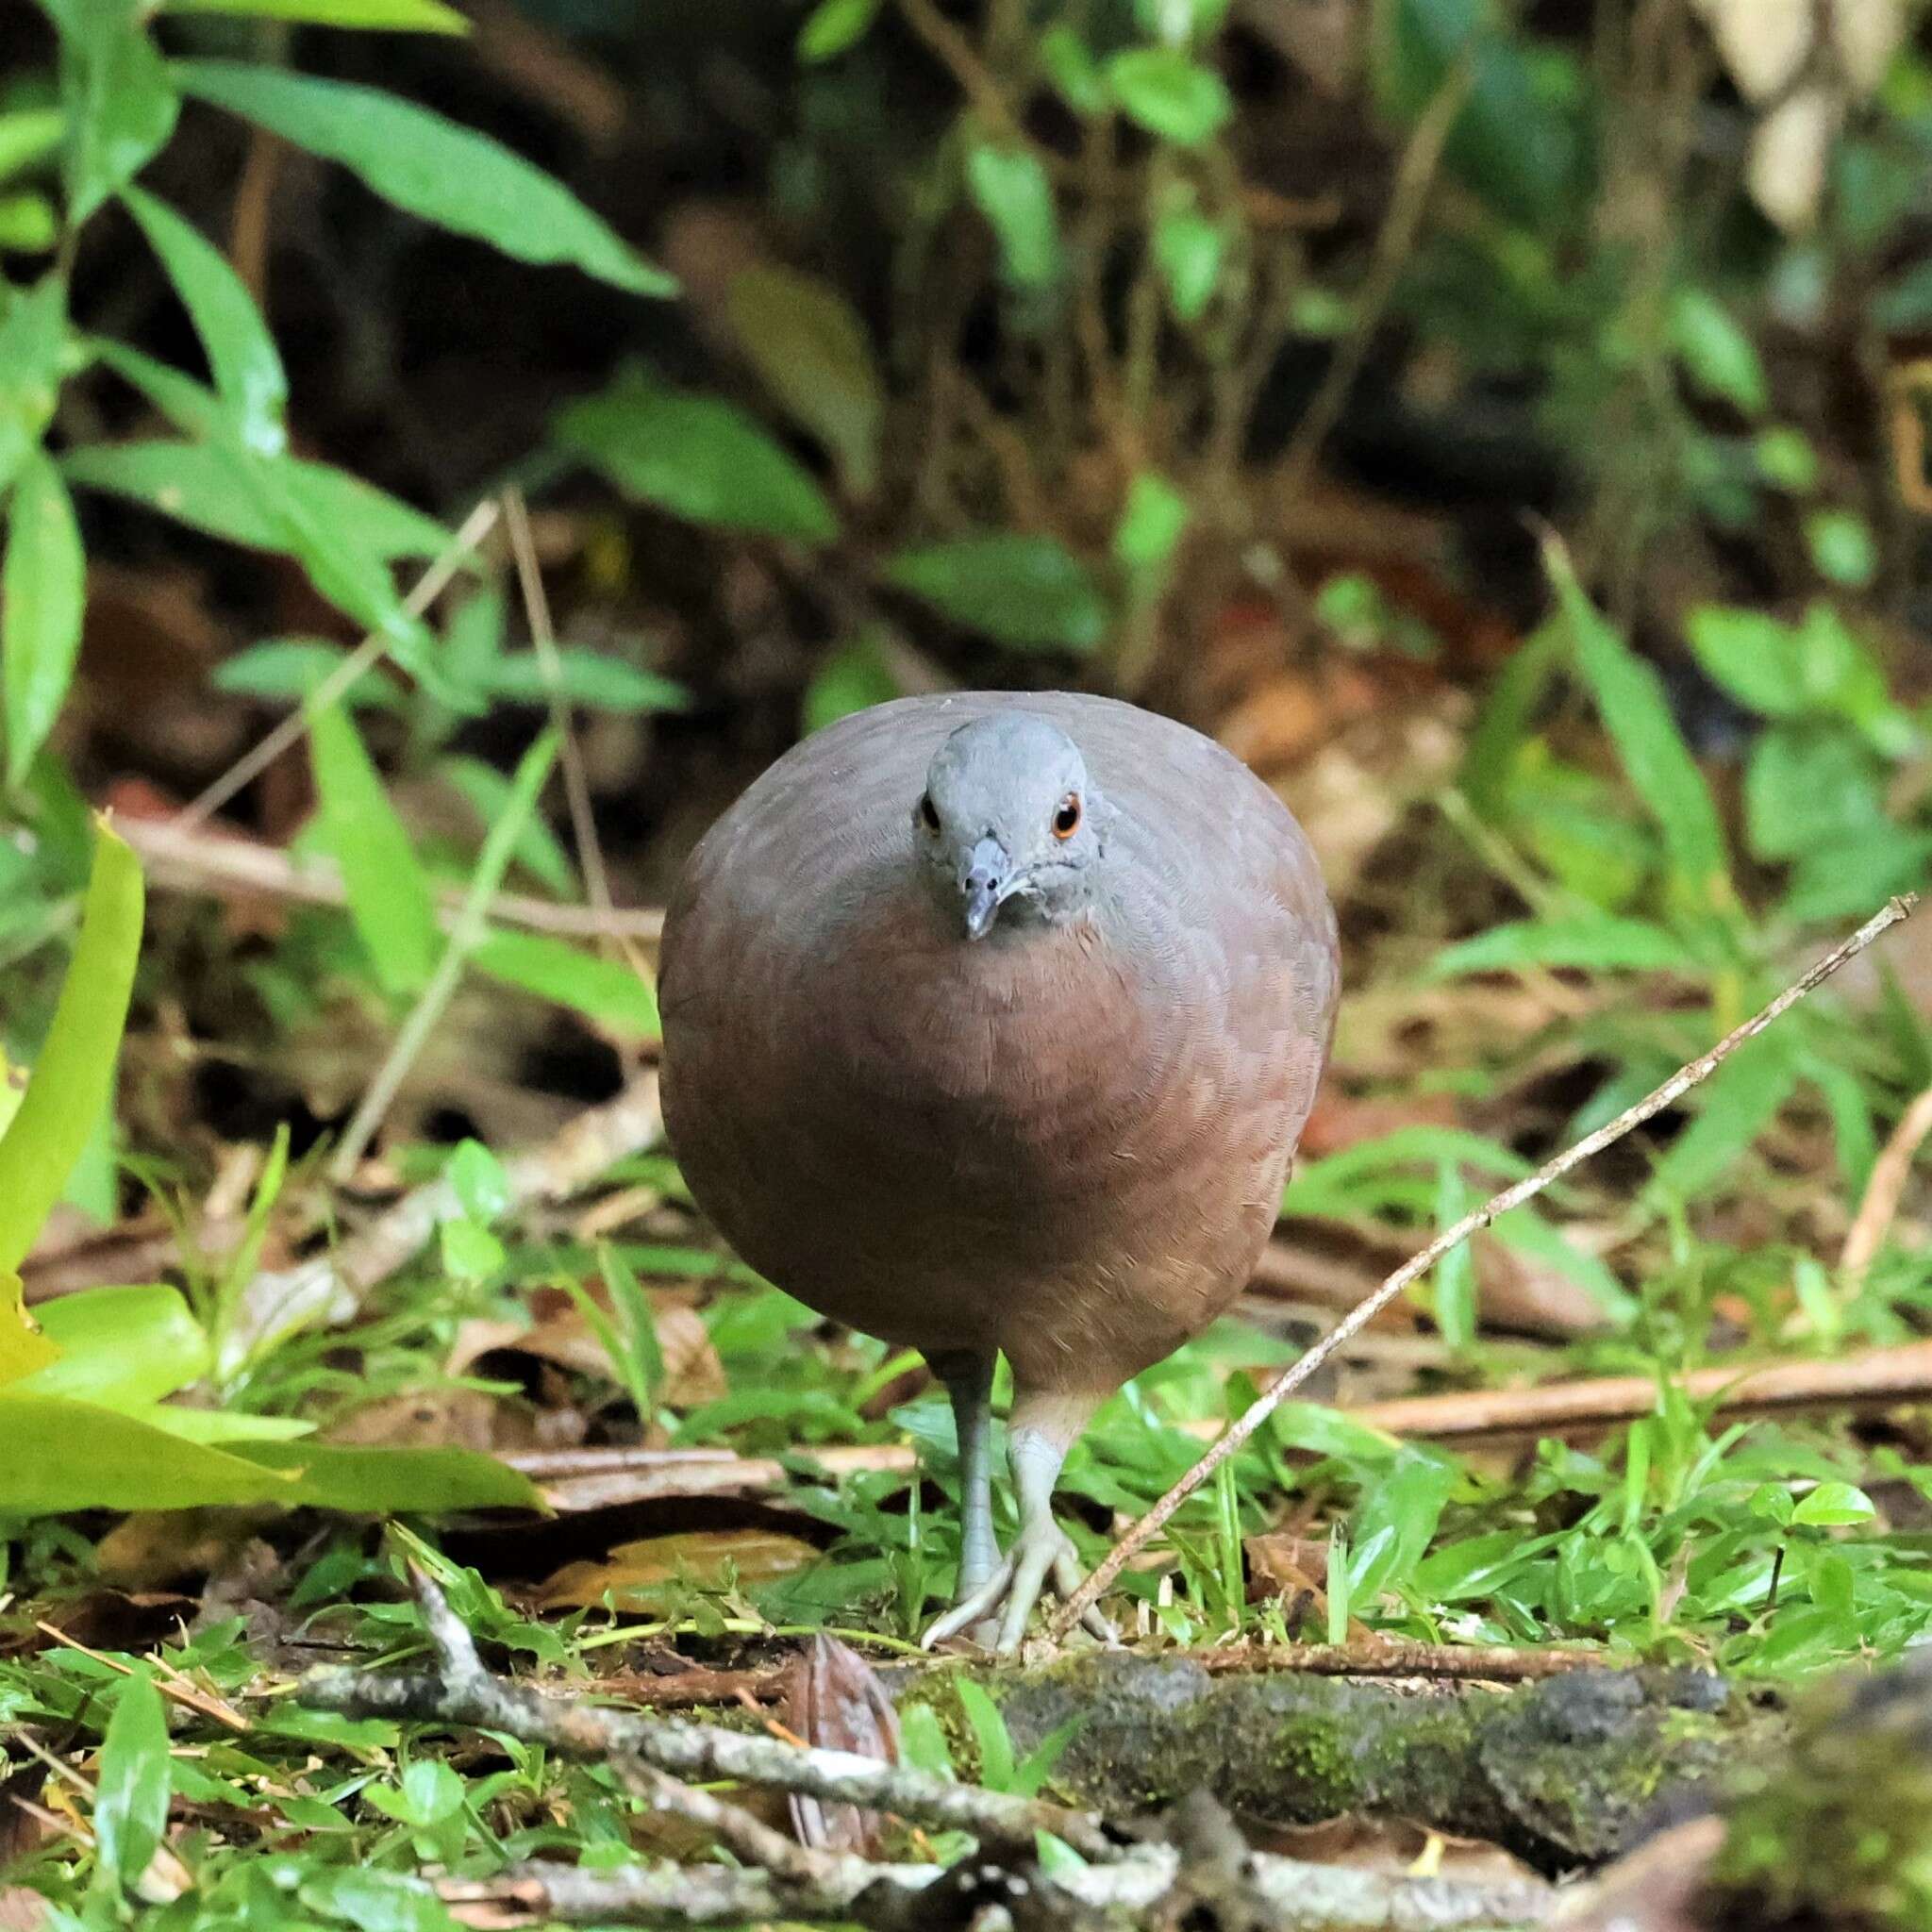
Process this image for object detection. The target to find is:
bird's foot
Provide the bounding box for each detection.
[920,1517,1117,1655]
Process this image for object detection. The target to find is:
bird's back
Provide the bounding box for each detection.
[659,692,1339,1391]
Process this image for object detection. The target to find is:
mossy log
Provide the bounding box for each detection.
[883,1654,1782,1873]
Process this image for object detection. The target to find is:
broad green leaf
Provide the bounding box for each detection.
[175,60,674,296]
[471,928,660,1038]
[724,264,885,493]
[0,822,142,1274]
[797,0,883,60]
[481,650,690,713]
[0,1392,299,1510]
[0,194,58,253]
[162,0,464,27]
[0,108,65,186]
[2,449,86,787]
[966,142,1060,291]
[46,0,179,223]
[1152,204,1224,321]
[123,185,288,455]
[0,272,66,495]
[558,372,839,542]
[239,1438,540,1511]
[1684,607,1807,717]
[1744,724,1885,861]
[1806,508,1877,589]
[1545,538,1729,908]
[1105,49,1231,146]
[882,533,1108,652]
[93,1672,171,1892]
[1430,915,1692,977]
[1791,1481,1874,1527]
[1647,1030,1800,1205]
[1781,824,1932,925]
[64,440,455,561]
[15,1282,209,1407]
[308,698,439,995]
[449,1138,510,1222]
[297,1866,455,1932]
[214,637,406,711]
[0,1272,59,1384]
[86,333,227,436]
[1113,471,1190,577]
[1040,26,1108,115]
[1670,288,1766,415]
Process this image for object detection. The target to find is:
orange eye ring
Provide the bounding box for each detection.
[1052,794,1081,840]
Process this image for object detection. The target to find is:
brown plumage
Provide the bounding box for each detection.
[659,691,1339,1649]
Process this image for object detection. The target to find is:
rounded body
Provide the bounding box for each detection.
[658,692,1340,1398]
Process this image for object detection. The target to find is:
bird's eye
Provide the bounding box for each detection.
[918,792,941,832]
[1052,794,1082,840]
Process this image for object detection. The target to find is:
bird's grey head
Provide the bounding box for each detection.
[912,712,1104,941]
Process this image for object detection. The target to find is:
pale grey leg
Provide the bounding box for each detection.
[927,1350,999,1603]
[921,1386,1117,1655]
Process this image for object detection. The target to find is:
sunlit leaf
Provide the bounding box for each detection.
[965,142,1060,291]
[2,448,86,788]
[1105,48,1231,146]
[161,0,465,28]
[308,698,439,995]
[123,185,288,455]
[0,822,142,1274]
[14,1283,210,1407]
[175,59,673,295]
[43,0,179,223]
[471,928,660,1038]
[0,1272,59,1385]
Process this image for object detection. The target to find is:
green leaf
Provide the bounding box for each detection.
[162,0,465,28]
[1152,205,1224,321]
[93,1672,171,1892]
[448,1138,510,1222]
[882,533,1107,651]
[1670,288,1766,415]
[1684,607,1807,717]
[954,1679,1016,1790]
[308,698,439,995]
[480,650,690,713]
[1753,426,1819,493]
[1113,471,1190,578]
[1805,508,1877,589]
[1430,915,1692,977]
[558,372,838,543]
[123,186,288,455]
[0,1392,298,1509]
[16,1283,209,1407]
[0,193,58,254]
[724,263,884,493]
[1105,48,1232,146]
[440,752,575,894]
[0,822,142,1274]
[1744,724,1885,861]
[0,272,66,497]
[64,440,455,561]
[2,448,86,788]
[0,108,66,187]
[803,631,901,734]
[1545,537,1729,908]
[471,928,660,1038]
[1430,1162,1474,1351]
[1781,824,1932,925]
[1039,26,1108,116]
[1791,1481,1875,1527]
[0,1271,59,1384]
[797,0,883,61]
[965,142,1060,291]
[240,1438,539,1512]
[175,60,673,296]
[46,0,179,224]
[214,637,406,711]
[299,1866,457,1932]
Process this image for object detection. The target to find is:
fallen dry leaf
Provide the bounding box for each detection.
[788,1633,902,1855]
[535,1528,820,1608]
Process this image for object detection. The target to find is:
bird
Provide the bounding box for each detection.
[658,692,1340,1652]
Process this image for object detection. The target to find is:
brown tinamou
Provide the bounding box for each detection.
[658,692,1340,1651]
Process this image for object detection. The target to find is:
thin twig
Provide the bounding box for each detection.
[305,1568,1120,1861]
[1193,1638,1607,1682]
[173,499,500,833]
[1840,1082,1932,1282]
[1052,894,1919,1638]
[119,814,664,942]
[219,1071,661,1376]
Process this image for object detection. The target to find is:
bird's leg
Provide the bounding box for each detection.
[921,1387,1116,1655]
[926,1350,1000,1605]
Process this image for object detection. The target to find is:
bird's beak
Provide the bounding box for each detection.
[959,836,1014,941]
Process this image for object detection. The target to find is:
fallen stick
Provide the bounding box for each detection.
[1840,1080,1932,1282]
[1052,893,1920,1639]
[218,1072,663,1376]
[119,813,665,944]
